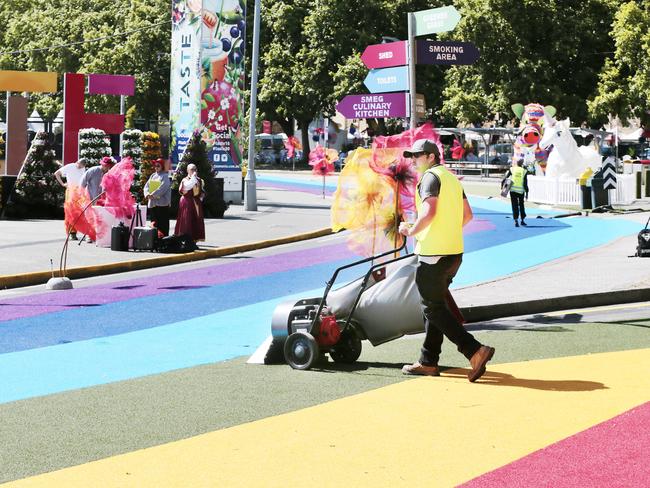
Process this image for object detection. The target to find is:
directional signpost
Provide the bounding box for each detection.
[361,41,407,69]
[363,66,410,93]
[335,5,479,125]
[336,93,408,119]
[417,40,480,65]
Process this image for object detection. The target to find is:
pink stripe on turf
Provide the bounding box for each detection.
[460,401,650,488]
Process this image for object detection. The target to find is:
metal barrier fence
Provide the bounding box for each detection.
[528,174,639,205]
[446,162,507,178]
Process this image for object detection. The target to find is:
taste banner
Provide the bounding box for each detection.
[170,0,245,193]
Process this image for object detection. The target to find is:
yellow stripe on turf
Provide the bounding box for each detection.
[7,348,650,488]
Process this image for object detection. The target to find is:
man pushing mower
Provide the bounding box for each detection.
[399,139,495,382]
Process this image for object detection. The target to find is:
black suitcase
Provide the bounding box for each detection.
[132,227,157,251]
[127,204,156,252]
[111,223,130,252]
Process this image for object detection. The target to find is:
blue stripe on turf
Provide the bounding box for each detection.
[0,211,639,403]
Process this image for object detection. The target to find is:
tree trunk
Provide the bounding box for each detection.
[299,119,311,162]
[277,118,294,137]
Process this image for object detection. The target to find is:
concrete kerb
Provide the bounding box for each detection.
[0,227,334,290]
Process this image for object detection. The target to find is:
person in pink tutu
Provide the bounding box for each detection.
[174,163,205,242]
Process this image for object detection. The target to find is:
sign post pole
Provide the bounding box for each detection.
[408,12,417,131]
[245,0,261,211]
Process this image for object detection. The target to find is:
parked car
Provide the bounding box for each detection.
[255,133,287,164]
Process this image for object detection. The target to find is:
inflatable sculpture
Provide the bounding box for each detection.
[512,103,556,174]
[539,118,602,178]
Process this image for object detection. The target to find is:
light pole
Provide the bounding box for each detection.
[245,0,262,211]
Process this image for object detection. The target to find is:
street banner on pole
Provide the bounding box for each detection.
[336,93,409,119]
[417,40,480,65]
[363,66,409,93]
[413,6,461,36]
[361,41,408,69]
[170,0,246,198]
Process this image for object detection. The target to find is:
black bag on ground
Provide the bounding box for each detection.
[132,227,157,251]
[637,217,650,257]
[157,234,197,253]
[111,222,130,252]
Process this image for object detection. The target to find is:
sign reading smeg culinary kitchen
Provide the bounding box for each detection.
[336,93,409,119]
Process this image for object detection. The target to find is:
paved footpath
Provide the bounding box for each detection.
[1,171,649,486]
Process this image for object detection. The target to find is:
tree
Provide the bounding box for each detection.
[0,0,170,121]
[172,131,228,218]
[257,0,452,149]
[440,0,617,125]
[10,131,63,218]
[588,1,650,126]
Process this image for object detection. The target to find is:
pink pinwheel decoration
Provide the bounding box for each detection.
[283,136,302,160]
[309,144,338,197]
[311,159,335,176]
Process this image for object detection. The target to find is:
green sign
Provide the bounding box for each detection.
[413,6,461,36]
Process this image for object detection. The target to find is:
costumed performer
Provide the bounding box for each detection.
[174,163,205,242]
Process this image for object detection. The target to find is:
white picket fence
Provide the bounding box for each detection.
[528,174,639,205]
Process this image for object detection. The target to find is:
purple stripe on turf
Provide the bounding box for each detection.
[460,401,650,487]
[0,242,351,322]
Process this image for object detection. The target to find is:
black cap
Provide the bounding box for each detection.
[403,139,440,158]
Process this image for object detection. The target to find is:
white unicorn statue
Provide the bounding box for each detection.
[539,118,602,178]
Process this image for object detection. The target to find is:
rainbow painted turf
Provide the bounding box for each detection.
[0,177,645,485]
[0,193,639,404]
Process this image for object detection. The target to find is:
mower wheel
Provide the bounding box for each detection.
[284,331,320,370]
[329,328,362,364]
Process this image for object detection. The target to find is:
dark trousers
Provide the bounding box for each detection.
[149,206,170,236]
[510,192,526,221]
[415,255,481,365]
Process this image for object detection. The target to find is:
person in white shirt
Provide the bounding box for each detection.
[54,158,87,240]
[143,159,172,236]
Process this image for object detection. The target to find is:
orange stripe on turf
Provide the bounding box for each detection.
[6,348,650,488]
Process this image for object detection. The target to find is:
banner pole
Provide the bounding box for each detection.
[245,0,262,211]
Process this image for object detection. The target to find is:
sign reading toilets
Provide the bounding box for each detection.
[170,0,246,192]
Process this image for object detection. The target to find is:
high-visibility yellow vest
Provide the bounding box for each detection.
[510,166,526,194]
[414,165,464,255]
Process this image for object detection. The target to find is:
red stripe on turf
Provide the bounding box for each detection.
[460,401,650,488]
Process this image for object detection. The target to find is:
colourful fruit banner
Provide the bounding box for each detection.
[170,0,245,193]
[170,0,203,165]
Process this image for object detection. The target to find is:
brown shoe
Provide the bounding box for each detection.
[402,362,440,376]
[468,346,495,382]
